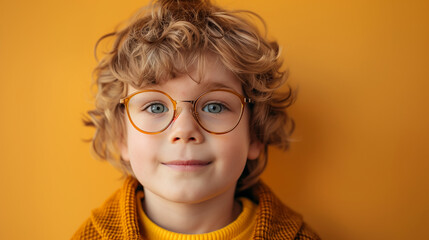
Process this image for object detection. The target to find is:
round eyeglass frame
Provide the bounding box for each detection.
[119,89,252,135]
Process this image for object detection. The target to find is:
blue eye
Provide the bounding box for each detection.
[147,103,168,113]
[203,103,224,113]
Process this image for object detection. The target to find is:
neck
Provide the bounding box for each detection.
[142,188,241,234]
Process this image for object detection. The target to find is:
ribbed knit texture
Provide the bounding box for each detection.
[136,191,257,239]
[71,176,321,239]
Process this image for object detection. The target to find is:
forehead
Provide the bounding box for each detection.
[128,53,243,95]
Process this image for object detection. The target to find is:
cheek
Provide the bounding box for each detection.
[213,122,251,168]
[127,131,157,158]
[124,121,163,165]
[125,129,164,182]
[217,138,249,185]
[218,135,249,158]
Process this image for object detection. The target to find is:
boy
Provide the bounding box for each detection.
[73,0,320,239]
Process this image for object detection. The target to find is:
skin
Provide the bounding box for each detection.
[121,55,262,234]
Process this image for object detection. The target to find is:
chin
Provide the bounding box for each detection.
[164,182,237,205]
[162,187,215,204]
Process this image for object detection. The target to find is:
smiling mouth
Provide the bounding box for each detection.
[162,160,211,170]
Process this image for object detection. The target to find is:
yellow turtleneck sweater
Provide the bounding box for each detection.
[136,191,258,240]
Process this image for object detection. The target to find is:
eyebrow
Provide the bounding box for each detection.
[202,81,237,90]
[127,80,241,97]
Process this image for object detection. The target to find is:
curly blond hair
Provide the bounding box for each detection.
[85,0,295,191]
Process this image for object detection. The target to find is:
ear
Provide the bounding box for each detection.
[120,140,130,162]
[247,139,263,160]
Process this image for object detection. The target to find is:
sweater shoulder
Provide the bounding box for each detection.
[247,181,321,239]
[70,190,121,240]
[71,217,102,240]
[295,223,321,240]
[71,177,141,239]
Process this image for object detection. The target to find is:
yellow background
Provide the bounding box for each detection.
[1,0,428,239]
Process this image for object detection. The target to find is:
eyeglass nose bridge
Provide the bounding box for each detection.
[172,100,199,123]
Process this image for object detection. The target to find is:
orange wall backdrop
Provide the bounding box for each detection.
[1,0,428,239]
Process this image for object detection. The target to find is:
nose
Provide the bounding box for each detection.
[169,105,204,144]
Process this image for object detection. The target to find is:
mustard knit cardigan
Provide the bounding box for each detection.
[71,177,320,239]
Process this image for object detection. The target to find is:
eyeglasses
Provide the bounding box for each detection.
[119,89,252,135]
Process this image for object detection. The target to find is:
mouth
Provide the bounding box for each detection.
[161,160,212,171]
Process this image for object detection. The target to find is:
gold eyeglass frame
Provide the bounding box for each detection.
[119,89,252,135]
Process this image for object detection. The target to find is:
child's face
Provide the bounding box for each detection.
[121,54,261,204]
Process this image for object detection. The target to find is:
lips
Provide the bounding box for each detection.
[162,160,211,166]
[161,160,211,170]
